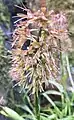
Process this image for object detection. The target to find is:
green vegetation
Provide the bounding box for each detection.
[1,81,74,120]
[0,0,10,28]
[0,0,74,120]
[0,0,11,104]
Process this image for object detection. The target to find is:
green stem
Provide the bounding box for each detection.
[60,52,68,88]
[66,54,74,88]
[34,83,40,120]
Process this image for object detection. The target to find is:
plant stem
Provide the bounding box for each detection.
[66,54,74,89]
[34,83,40,120]
[60,52,68,88]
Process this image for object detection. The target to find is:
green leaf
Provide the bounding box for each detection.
[43,90,61,96]
[42,93,61,117]
[48,80,64,93]
[0,106,25,120]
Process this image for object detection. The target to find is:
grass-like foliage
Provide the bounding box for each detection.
[1,81,74,120]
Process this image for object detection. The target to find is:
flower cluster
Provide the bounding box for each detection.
[10,6,71,92]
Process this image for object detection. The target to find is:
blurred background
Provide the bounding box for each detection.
[0,0,74,109]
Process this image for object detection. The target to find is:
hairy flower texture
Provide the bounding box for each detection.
[49,11,71,51]
[10,6,71,92]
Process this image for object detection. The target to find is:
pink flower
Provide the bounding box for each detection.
[49,11,67,34]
